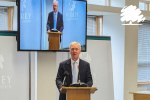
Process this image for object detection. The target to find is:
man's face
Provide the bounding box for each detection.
[69,43,81,61]
[53,2,58,12]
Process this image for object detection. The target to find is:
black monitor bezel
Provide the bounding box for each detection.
[17,0,87,52]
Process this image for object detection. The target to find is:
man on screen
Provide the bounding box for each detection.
[56,42,93,100]
[47,0,64,33]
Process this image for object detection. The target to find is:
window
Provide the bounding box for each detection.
[8,7,14,30]
[87,16,103,36]
[87,16,96,35]
[87,0,107,6]
[97,16,103,36]
[139,1,150,11]
[139,2,146,10]
[138,21,150,82]
[0,6,14,31]
[0,7,8,30]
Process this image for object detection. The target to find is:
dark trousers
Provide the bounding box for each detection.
[59,94,66,100]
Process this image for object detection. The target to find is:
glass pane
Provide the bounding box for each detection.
[87,0,106,6]
[0,1,17,31]
[138,22,150,82]
[99,18,103,36]
[110,0,125,8]
[139,2,146,10]
[87,17,96,35]
[0,7,8,30]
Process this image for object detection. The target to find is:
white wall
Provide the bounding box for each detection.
[103,13,138,100]
[31,52,37,100]
[37,52,57,100]
[37,52,69,100]
[0,36,37,100]
[80,39,114,100]
[56,52,69,100]
[137,84,150,91]
[124,23,138,100]
[124,1,139,100]
[103,14,125,100]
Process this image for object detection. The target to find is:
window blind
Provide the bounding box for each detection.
[138,22,150,82]
[0,7,8,30]
[87,17,96,35]
[139,2,146,10]
[87,0,106,6]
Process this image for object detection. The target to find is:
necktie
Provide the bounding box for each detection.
[72,62,77,83]
[54,13,56,29]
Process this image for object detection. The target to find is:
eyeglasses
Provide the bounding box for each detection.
[71,48,79,51]
[53,5,58,7]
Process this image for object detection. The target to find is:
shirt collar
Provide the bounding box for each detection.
[71,58,79,64]
[53,11,58,14]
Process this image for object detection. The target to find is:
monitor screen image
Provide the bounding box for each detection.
[18,0,87,51]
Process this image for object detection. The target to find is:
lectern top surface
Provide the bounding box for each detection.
[46,31,62,35]
[61,87,97,94]
[130,91,150,94]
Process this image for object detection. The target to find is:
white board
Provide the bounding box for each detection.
[0,36,37,100]
[80,39,114,100]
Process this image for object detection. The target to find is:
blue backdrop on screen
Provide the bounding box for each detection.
[62,0,86,49]
[42,0,62,50]
[20,0,41,50]
[20,0,86,50]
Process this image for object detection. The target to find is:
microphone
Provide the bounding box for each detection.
[62,71,69,86]
[70,66,88,87]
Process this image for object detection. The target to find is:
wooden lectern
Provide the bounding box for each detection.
[130,91,150,100]
[46,32,62,50]
[61,87,97,100]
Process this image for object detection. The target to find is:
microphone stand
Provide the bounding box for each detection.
[62,71,69,86]
[70,66,87,87]
[62,76,66,86]
[78,66,81,85]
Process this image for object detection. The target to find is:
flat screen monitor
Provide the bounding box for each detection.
[18,0,87,51]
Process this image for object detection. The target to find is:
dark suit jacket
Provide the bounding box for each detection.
[56,58,93,100]
[47,11,64,32]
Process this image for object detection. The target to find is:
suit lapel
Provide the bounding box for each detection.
[56,12,59,29]
[66,59,72,82]
[79,59,84,80]
[52,12,54,28]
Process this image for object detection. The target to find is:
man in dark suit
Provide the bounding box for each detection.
[47,0,64,32]
[56,42,93,100]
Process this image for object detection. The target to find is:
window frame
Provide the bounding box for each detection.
[139,0,150,11]
[87,15,103,36]
[137,21,150,84]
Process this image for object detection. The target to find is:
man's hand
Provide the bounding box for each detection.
[48,30,51,32]
[60,88,62,91]
[58,31,60,33]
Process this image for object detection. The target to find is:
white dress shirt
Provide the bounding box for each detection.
[71,58,79,82]
[53,11,58,26]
